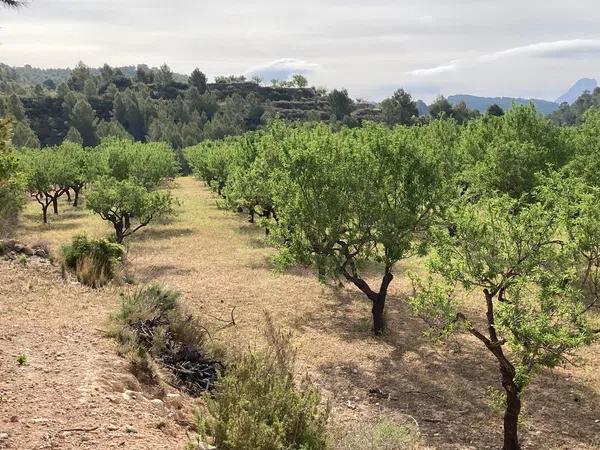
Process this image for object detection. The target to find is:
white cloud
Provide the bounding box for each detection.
[409,39,600,78]
[408,60,461,76]
[245,58,320,81]
[481,39,600,61]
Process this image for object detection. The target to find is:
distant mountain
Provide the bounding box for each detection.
[416,99,429,116]
[448,95,559,115]
[555,78,598,105]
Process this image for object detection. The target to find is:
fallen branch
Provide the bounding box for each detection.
[58,426,99,433]
[422,418,443,423]
[207,306,237,328]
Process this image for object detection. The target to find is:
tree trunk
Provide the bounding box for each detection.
[114,219,124,244]
[42,204,48,224]
[124,214,131,233]
[52,197,59,215]
[73,187,80,207]
[65,188,72,203]
[502,374,522,450]
[372,271,393,335]
[344,268,394,335]
[372,296,386,335]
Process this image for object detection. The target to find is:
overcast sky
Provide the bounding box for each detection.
[1,0,599,101]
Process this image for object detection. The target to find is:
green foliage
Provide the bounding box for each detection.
[550,87,600,125]
[99,139,179,189]
[380,89,418,126]
[86,176,177,243]
[11,121,40,149]
[410,180,599,447]
[568,108,600,187]
[291,74,308,88]
[68,61,92,92]
[186,138,238,196]
[7,93,26,121]
[326,89,354,120]
[428,96,453,119]
[189,68,208,94]
[115,284,180,329]
[487,103,504,117]
[428,96,479,124]
[187,120,457,333]
[459,104,572,198]
[16,354,27,366]
[62,234,124,287]
[197,315,329,450]
[0,118,25,234]
[270,122,453,332]
[64,126,83,145]
[70,98,99,147]
[96,120,133,141]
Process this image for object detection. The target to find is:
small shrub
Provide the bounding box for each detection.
[62,234,124,287]
[16,354,27,366]
[16,254,28,267]
[114,284,220,394]
[195,314,329,450]
[75,256,110,287]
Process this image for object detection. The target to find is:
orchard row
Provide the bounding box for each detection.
[185,106,600,450]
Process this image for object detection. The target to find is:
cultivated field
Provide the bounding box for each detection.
[1,176,599,449]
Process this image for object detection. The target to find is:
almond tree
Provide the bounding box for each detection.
[86,140,179,242]
[271,122,453,334]
[86,176,176,243]
[56,142,92,207]
[22,148,68,223]
[410,184,599,450]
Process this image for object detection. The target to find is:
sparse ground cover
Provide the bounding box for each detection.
[0,176,598,449]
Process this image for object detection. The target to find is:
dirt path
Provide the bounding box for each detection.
[0,259,191,449]
[6,176,600,449]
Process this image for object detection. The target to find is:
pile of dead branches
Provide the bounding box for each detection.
[130,316,223,395]
[115,285,228,396]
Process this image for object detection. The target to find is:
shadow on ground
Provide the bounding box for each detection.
[297,286,600,449]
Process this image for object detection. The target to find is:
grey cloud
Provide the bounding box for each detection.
[1,0,600,101]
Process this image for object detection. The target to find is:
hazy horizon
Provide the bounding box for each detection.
[1,0,599,102]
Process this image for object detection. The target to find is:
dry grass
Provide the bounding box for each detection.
[12,177,600,449]
[17,193,112,251]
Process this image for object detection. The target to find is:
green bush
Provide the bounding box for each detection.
[62,234,124,287]
[195,315,329,450]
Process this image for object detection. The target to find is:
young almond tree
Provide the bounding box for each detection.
[186,139,237,197]
[56,141,97,207]
[223,128,283,225]
[86,176,176,243]
[410,186,599,450]
[272,122,454,334]
[21,148,68,223]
